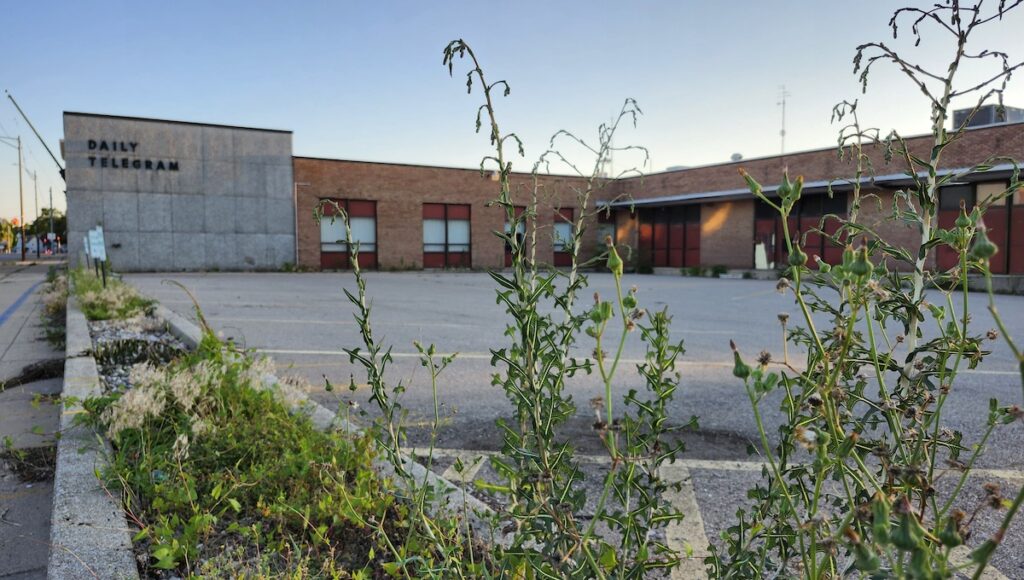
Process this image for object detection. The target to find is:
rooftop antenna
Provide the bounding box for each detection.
[777,85,790,156]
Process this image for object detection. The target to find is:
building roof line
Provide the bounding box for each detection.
[292,155,587,179]
[611,163,1018,207]
[63,111,293,134]
[616,119,1024,181]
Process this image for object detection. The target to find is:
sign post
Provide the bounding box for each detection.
[87,227,107,288]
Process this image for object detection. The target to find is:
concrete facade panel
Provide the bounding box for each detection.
[104,230,141,271]
[138,233,174,270]
[205,233,238,270]
[235,198,266,233]
[203,161,236,196]
[66,191,105,234]
[102,192,139,233]
[237,234,271,269]
[138,193,173,232]
[171,194,206,233]
[266,198,295,235]
[204,196,238,234]
[236,163,267,197]
[172,232,206,270]
[63,112,294,271]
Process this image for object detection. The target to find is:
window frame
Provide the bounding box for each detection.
[423,203,472,268]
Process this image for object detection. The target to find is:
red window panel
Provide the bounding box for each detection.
[669,249,684,268]
[985,206,1009,274]
[554,208,574,223]
[652,221,668,249]
[638,221,653,253]
[446,251,471,268]
[653,249,668,268]
[822,219,844,265]
[423,252,447,269]
[936,210,960,272]
[801,217,822,258]
[423,203,446,219]
[321,252,378,270]
[348,200,376,218]
[1009,205,1024,274]
[447,204,471,220]
[320,198,344,216]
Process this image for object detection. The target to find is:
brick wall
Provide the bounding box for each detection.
[293,158,601,270]
[613,121,1024,201]
[700,200,755,268]
[294,121,1023,272]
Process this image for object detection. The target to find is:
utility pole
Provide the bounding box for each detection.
[778,85,791,156]
[48,187,54,235]
[18,137,25,261]
[32,170,40,258]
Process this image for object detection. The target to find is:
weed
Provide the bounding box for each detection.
[71,267,155,321]
[709,4,1024,577]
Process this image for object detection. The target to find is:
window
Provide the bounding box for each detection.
[423,203,471,268]
[976,182,1009,207]
[596,208,616,246]
[553,208,574,266]
[319,199,377,269]
[504,206,526,267]
[939,184,975,210]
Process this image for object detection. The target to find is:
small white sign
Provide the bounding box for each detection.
[88,227,107,262]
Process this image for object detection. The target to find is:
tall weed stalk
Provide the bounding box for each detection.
[710,3,1024,577]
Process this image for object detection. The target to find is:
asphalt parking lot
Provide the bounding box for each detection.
[126,271,1024,576]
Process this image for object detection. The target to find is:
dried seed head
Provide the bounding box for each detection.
[896,334,905,344]
[807,393,823,407]
[757,350,772,366]
[776,277,792,293]
[794,426,818,450]
[987,329,999,341]
[777,312,790,325]
[984,483,1004,509]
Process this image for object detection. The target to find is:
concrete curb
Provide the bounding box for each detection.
[48,295,139,579]
[151,303,501,537]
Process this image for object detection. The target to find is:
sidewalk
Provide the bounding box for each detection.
[0,263,65,580]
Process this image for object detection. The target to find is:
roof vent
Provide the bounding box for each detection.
[952,104,1024,128]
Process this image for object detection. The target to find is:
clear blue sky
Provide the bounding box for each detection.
[2,1,1022,220]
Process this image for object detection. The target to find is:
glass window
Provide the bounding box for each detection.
[349,217,376,251]
[447,219,470,252]
[423,203,472,267]
[939,184,975,210]
[554,222,573,252]
[320,217,347,252]
[423,219,446,252]
[976,182,1009,207]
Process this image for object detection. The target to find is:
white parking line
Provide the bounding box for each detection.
[263,349,1022,376]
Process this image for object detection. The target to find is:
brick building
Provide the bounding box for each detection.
[62,111,1024,275]
[605,120,1024,274]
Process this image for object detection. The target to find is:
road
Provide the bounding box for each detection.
[127,270,1024,577]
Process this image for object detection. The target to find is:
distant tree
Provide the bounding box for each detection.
[28,209,67,241]
[0,220,13,252]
